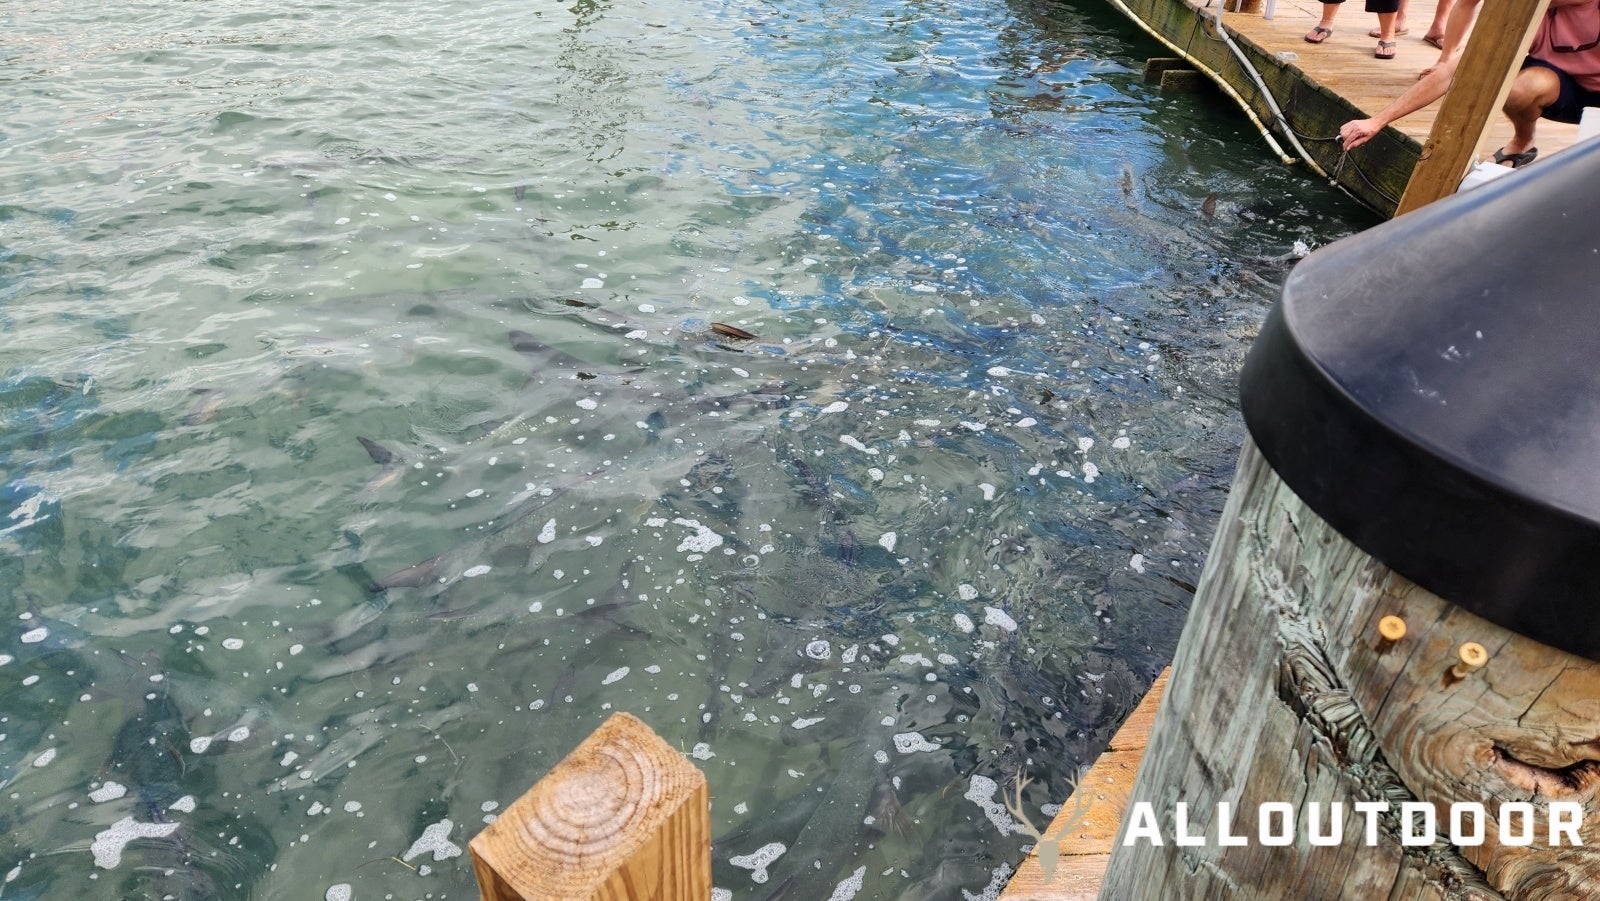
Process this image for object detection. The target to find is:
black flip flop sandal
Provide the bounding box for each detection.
[1493,147,1538,168]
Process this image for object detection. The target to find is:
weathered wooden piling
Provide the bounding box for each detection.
[1101,142,1600,898]
[469,713,710,901]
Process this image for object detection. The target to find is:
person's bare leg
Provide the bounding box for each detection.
[1421,0,1479,77]
[1423,0,1455,45]
[1372,0,1407,36]
[1375,12,1399,58]
[1499,67,1560,161]
[1306,2,1340,42]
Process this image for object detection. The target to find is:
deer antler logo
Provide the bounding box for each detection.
[1004,768,1098,884]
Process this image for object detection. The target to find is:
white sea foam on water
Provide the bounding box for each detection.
[964,775,1018,835]
[805,640,832,660]
[20,627,47,644]
[189,737,212,754]
[691,742,715,760]
[169,796,196,813]
[672,517,723,553]
[32,748,56,767]
[962,864,1015,901]
[957,584,978,601]
[89,782,127,803]
[791,717,824,730]
[602,667,629,685]
[402,820,461,862]
[840,435,877,454]
[90,817,180,868]
[893,732,940,754]
[325,884,352,901]
[537,518,557,543]
[828,866,868,900]
[878,532,896,553]
[983,607,1018,632]
[1130,554,1146,573]
[953,613,975,634]
[462,565,491,578]
[979,483,996,501]
[730,842,786,883]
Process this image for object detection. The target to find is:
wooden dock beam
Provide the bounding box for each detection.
[469,713,711,901]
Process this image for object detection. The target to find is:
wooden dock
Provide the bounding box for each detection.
[1115,0,1580,215]
[998,669,1169,901]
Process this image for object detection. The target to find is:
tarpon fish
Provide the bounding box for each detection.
[95,687,249,900]
[355,435,413,496]
[366,466,606,594]
[508,329,612,374]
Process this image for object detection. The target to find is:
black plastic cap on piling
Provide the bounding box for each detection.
[1241,140,1600,662]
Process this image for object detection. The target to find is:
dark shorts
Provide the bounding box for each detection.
[1523,56,1600,124]
[1325,0,1402,12]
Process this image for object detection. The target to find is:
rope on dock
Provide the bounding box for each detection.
[1200,5,1333,180]
[1104,0,1299,164]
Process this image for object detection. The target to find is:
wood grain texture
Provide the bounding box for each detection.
[1099,440,1600,899]
[468,712,711,901]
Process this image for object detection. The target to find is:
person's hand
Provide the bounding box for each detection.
[1338,118,1382,151]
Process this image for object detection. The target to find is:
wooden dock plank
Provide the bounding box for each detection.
[999,669,1169,901]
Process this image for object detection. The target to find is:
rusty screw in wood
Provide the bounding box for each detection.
[1449,642,1489,681]
[1376,615,1407,650]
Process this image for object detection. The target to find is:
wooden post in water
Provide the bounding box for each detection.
[1394,0,1550,214]
[1102,145,1600,898]
[469,712,711,901]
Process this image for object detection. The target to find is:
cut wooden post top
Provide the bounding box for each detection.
[469,712,710,901]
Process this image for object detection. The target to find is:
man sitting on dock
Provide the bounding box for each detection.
[1338,0,1600,167]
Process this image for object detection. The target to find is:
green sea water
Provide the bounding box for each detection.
[0,0,1372,897]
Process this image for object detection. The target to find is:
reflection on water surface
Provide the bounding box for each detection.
[0,0,1371,896]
